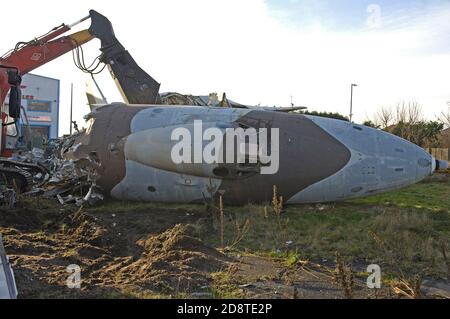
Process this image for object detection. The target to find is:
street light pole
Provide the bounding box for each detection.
[350,83,358,122]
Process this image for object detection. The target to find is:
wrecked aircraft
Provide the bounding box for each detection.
[59,10,447,205]
[62,102,447,205]
[1,9,447,206]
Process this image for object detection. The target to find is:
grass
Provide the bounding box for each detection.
[24,175,448,291]
[42,178,450,277]
[350,180,450,212]
[285,251,301,267]
[210,271,244,299]
[88,199,204,214]
[199,177,450,280]
[99,287,177,299]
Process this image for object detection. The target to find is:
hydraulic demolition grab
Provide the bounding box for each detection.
[88,10,160,105]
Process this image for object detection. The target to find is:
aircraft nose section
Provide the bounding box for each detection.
[415,147,434,181]
[374,132,434,187]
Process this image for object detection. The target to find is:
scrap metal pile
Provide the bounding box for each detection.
[0,131,104,208]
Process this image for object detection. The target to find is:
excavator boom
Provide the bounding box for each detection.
[1,10,161,120]
[1,29,93,75]
[0,23,94,107]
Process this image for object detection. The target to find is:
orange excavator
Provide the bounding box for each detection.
[0,10,161,191]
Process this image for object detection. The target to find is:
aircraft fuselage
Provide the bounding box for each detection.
[66,103,438,205]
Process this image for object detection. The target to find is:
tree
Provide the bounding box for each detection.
[362,120,380,129]
[374,106,394,129]
[392,121,443,147]
[439,107,450,128]
[371,101,444,147]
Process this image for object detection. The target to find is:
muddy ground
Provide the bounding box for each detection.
[0,202,382,299]
[1,181,449,299]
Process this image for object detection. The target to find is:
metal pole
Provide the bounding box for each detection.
[68,14,91,29]
[70,83,73,135]
[350,84,357,122]
[350,85,353,122]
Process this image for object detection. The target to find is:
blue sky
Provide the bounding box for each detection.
[266,0,450,55]
[266,0,450,31]
[1,0,449,134]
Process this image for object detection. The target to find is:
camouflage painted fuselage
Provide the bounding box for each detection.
[67,103,436,205]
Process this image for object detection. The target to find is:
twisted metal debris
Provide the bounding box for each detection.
[1,131,104,208]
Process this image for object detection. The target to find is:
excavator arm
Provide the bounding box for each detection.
[88,10,160,104]
[0,10,161,157]
[0,20,94,106]
[0,10,162,191]
[0,18,94,158]
[0,10,161,115]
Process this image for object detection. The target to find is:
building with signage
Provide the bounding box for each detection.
[19,73,60,149]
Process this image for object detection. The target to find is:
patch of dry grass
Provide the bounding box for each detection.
[199,180,450,281]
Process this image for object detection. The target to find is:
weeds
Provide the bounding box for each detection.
[263,206,269,219]
[271,185,291,252]
[60,223,68,234]
[219,195,224,249]
[285,251,300,268]
[391,275,422,299]
[211,264,244,299]
[439,241,450,281]
[333,253,355,299]
[207,193,251,252]
[226,218,251,251]
[272,185,283,216]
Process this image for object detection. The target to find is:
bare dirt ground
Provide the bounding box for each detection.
[0,175,449,299]
[0,204,221,298]
[229,255,391,299]
[0,202,383,299]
